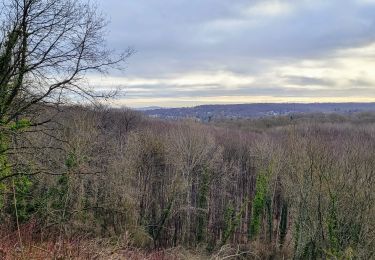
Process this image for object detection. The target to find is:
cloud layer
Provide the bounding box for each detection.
[94,0,375,107]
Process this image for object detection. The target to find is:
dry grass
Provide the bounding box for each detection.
[0,223,208,260]
[0,239,183,260]
[0,222,291,259]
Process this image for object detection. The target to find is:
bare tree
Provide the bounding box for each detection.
[0,0,131,183]
[0,0,131,125]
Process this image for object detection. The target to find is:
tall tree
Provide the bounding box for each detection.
[0,0,130,183]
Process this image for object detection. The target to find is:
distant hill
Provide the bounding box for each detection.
[143,103,375,120]
[135,106,163,111]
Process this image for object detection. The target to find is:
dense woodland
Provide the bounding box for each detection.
[1,0,374,258]
[1,107,375,259]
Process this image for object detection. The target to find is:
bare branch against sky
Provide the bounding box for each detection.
[91,0,375,107]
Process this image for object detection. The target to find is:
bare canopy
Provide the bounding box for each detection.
[0,0,131,124]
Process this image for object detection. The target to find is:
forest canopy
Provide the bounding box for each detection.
[0,0,374,259]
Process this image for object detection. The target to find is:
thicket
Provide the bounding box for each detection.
[1,107,374,259]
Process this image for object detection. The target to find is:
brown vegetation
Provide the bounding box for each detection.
[1,1,374,259]
[1,107,375,259]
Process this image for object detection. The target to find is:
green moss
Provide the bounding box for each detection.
[196,167,209,243]
[0,133,10,209]
[249,169,269,239]
[65,151,78,169]
[327,197,339,255]
[221,200,247,246]
[9,118,31,131]
[13,175,34,222]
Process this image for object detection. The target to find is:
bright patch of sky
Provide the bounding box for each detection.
[91,0,375,107]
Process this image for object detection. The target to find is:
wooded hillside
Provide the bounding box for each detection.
[1,107,374,259]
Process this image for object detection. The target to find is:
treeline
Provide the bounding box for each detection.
[1,106,375,259]
[212,111,375,132]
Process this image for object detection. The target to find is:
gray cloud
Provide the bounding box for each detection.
[284,76,335,86]
[94,0,375,106]
[109,84,375,100]
[350,78,375,87]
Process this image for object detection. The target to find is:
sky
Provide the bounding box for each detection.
[92,0,375,108]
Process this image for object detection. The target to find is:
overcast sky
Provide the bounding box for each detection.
[93,0,375,107]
